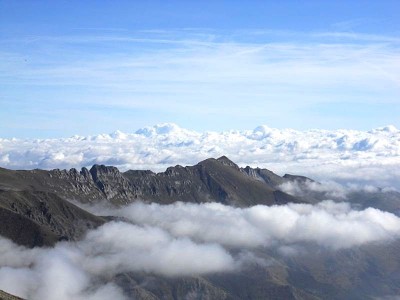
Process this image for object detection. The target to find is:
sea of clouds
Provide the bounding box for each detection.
[1,200,400,300]
[1,123,400,298]
[1,123,400,188]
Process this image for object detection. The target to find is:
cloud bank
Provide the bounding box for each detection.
[279,179,389,200]
[1,200,400,299]
[0,222,234,300]
[1,123,400,188]
[95,201,400,250]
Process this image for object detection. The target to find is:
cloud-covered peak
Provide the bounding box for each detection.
[0,124,400,188]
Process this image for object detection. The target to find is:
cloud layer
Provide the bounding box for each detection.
[1,200,400,299]
[95,201,400,250]
[1,123,400,188]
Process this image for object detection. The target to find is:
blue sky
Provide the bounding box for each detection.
[1,0,399,138]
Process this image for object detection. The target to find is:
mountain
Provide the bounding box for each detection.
[0,156,303,248]
[0,156,302,207]
[1,156,400,299]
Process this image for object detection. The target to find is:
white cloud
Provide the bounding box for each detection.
[0,222,234,300]
[100,201,400,250]
[1,200,400,299]
[80,222,234,277]
[279,179,381,200]
[0,238,126,300]
[1,123,400,188]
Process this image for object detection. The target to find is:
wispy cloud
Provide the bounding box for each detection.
[1,29,399,136]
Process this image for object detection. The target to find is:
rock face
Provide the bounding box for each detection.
[0,189,106,247]
[0,156,302,206]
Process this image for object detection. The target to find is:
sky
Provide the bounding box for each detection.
[0,0,400,138]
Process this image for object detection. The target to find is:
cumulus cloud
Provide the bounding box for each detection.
[98,201,400,250]
[1,200,400,299]
[0,222,234,300]
[0,238,127,300]
[1,123,400,188]
[80,222,234,277]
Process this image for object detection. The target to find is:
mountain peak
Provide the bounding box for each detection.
[89,165,121,179]
[217,156,239,169]
[90,164,119,172]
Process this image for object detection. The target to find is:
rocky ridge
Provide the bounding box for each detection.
[0,156,303,206]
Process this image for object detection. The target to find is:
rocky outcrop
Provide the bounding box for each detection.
[90,164,137,202]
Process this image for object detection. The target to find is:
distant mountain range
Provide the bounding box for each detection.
[0,156,305,206]
[0,156,399,299]
[1,123,399,191]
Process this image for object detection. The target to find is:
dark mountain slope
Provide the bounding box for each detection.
[0,206,59,248]
[0,189,106,247]
[112,271,321,300]
[283,241,400,299]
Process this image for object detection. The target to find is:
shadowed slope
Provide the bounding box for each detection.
[0,189,106,247]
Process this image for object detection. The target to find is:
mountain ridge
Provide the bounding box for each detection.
[0,156,303,207]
